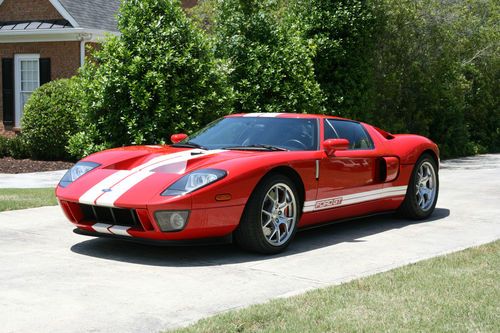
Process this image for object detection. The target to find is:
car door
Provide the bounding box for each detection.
[310,119,384,214]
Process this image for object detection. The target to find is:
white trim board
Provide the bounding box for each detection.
[0,28,119,43]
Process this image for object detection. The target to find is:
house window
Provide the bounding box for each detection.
[14,54,40,128]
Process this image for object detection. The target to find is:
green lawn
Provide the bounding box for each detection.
[0,188,57,212]
[171,241,500,333]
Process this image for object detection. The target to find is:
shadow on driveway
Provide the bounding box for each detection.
[70,208,450,267]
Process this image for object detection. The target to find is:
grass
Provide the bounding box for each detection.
[0,188,57,212]
[171,240,500,333]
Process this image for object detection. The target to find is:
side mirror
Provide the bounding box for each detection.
[171,133,188,144]
[323,138,350,156]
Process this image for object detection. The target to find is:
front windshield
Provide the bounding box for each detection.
[183,117,318,151]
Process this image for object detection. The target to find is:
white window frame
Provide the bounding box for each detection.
[14,53,40,128]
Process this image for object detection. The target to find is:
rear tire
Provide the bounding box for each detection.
[399,153,439,219]
[234,174,300,254]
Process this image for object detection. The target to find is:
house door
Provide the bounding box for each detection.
[14,54,40,128]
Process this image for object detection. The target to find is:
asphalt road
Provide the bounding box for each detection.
[1,154,499,333]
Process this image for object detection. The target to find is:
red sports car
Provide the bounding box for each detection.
[56,113,439,254]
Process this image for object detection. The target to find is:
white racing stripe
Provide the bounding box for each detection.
[94,171,153,207]
[92,223,113,234]
[80,149,226,208]
[242,113,283,117]
[108,225,132,237]
[79,170,130,205]
[303,186,408,213]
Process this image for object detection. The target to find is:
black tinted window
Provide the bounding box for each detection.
[325,119,374,150]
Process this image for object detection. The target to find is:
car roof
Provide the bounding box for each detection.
[225,113,351,121]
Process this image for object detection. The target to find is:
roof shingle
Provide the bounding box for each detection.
[58,0,120,32]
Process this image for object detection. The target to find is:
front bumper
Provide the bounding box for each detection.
[59,200,245,241]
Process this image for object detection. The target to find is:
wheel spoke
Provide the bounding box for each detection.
[262,210,272,218]
[260,183,298,246]
[262,217,273,228]
[414,161,437,211]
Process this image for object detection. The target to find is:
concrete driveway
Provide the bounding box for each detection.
[1,155,499,333]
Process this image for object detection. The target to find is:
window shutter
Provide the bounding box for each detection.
[2,58,14,125]
[39,58,51,86]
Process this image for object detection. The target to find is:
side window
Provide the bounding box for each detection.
[324,119,339,140]
[327,119,374,150]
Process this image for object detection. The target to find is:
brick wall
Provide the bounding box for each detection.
[0,0,64,22]
[0,41,80,134]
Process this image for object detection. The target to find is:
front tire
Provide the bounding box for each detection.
[399,153,439,219]
[234,174,300,254]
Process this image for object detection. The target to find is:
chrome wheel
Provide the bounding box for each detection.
[261,183,297,246]
[415,161,437,211]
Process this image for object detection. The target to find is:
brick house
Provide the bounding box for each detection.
[0,0,198,136]
[0,0,122,135]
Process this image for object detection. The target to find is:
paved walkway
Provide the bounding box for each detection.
[1,155,499,333]
[0,170,67,188]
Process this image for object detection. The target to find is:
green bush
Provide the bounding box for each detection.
[0,136,9,158]
[21,78,80,160]
[288,0,499,158]
[290,0,380,118]
[369,0,499,158]
[213,0,324,114]
[7,135,30,160]
[69,0,234,159]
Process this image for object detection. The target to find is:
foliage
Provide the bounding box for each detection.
[67,0,498,159]
[7,135,30,160]
[213,0,324,114]
[368,0,500,158]
[0,136,9,158]
[69,0,234,159]
[286,0,499,158]
[187,0,217,31]
[290,0,380,118]
[21,78,81,160]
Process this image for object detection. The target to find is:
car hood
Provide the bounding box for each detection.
[57,145,297,208]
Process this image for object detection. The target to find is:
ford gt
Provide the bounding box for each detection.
[56,113,439,254]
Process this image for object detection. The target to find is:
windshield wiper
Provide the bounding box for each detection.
[223,144,288,151]
[171,141,208,150]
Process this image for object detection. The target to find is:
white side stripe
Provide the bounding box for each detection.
[303,186,407,213]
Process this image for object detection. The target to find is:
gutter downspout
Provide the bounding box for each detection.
[78,33,92,67]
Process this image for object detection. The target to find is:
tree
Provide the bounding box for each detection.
[69,0,233,158]
[290,0,380,118]
[371,0,499,157]
[213,0,324,114]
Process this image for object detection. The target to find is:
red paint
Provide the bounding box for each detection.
[171,133,188,143]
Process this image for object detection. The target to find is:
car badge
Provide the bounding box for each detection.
[102,188,112,192]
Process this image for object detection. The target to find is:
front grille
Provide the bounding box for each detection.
[79,204,141,228]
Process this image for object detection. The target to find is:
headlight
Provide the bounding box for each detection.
[59,161,100,188]
[161,169,227,196]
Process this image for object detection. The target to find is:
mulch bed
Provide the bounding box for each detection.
[0,157,74,174]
